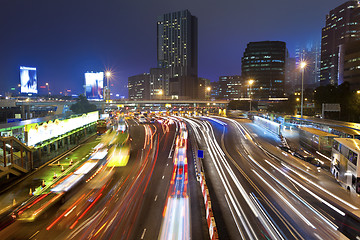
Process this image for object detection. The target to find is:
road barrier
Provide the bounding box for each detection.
[199,172,219,240]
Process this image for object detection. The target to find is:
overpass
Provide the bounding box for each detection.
[13,99,229,118]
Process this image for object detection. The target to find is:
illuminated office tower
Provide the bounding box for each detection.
[242,41,287,99]
[320,0,360,86]
[157,9,198,78]
[157,10,198,99]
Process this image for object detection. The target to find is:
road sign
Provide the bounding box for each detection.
[198,150,204,159]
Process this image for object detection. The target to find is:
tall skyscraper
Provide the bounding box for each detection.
[320,0,360,86]
[156,10,198,99]
[241,41,287,99]
[157,10,198,78]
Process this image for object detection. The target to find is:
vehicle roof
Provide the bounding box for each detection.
[299,127,338,137]
[330,126,360,136]
[334,138,360,153]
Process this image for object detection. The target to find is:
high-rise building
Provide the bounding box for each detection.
[217,76,243,100]
[320,0,360,86]
[149,68,171,99]
[210,81,220,99]
[198,77,211,99]
[344,40,360,90]
[157,10,198,78]
[285,57,297,94]
[157,10,198,99]
[241,41,287,99]
[128,73,150,100]
[295,42,321,90]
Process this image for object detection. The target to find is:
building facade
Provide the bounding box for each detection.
[128,73,150,100]
[198,77,211,99]
[157,10,198,78]
[157,10,198,99]
[285,57,297,94]
[295,43,321,90]
[344,40,360,90]
[149,68,171,99]
[241,41,287,99]
[320,0,360,86]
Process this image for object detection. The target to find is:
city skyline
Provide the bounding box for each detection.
[0,0,344,97]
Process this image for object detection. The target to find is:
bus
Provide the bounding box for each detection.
[97,119,107,134]
[329,126,360,140]
[331,138,360,193]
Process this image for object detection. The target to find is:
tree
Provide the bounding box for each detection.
[314,82,360,122]
[70,95,97,114]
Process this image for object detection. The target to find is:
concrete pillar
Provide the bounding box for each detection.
[2,140,6,167]
[21,105,26,120]
[10,139,13,165]
[20,146,24,168]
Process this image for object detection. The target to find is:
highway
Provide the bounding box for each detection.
[3,114,360,240]
[0,117,208,240]
[184,116,360,240]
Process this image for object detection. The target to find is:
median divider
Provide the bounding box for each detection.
[199,171,219,240]
[187,124,218,240]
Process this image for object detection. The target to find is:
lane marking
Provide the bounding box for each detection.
[162,176,164,179]
[154,195,158,201]
[29,231,40,239]
[141,228,146,239]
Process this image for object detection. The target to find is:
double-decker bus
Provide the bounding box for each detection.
[331,138,360,193]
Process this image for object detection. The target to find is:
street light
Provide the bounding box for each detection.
[206,86,211,99]
[248,79,255,111]
[45,82,50,95]
[300,61,307,117]
[105,71,111,101]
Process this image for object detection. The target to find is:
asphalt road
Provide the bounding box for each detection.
[184,116,360,240]
[0,117,209,240]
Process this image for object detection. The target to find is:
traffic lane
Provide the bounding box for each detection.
[239,119,360,204]
[0,136,101,218]
[217,117,359,208]
[205,119,303,239]
[2,147,142,240]
[0,123,146,239]
[186,118,264,239]
[215,117,354,239]
[234,118,360,216]
[48,132,154,239]
[131,121,178,240]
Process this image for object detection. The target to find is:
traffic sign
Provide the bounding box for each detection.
[198,150,204,159]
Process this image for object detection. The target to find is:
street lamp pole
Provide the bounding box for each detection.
[248,79,254,111]
[105,71,111,101]
[206,86,211,100]
[46,83,50,95]
[300,62,306,118]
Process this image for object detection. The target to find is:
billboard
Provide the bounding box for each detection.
[85,72,104,99]
[25,111,99,146]
[20,66,38,94]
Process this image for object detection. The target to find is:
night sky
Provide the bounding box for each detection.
[0,0,343,97]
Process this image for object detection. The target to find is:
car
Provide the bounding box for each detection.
[139,117,147,124]
[279,145,292,153]
[292,151,305,160]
